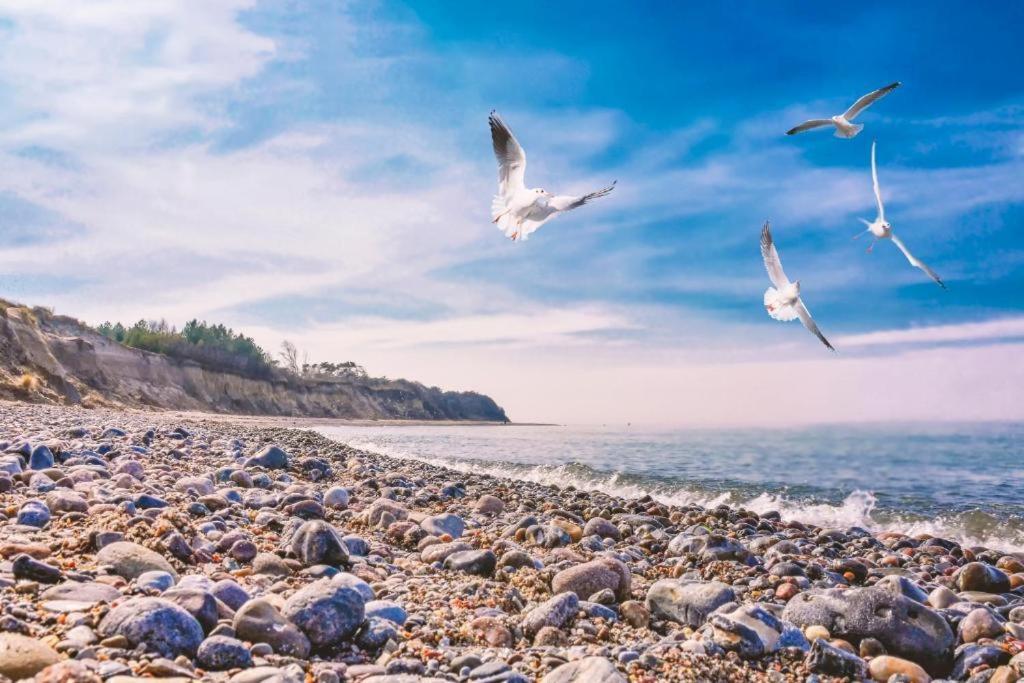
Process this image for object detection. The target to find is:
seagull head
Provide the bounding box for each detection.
[535,188,553,198]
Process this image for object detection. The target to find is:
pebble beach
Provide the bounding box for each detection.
[1,401,1023,683]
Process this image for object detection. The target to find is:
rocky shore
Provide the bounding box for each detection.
[0,401,1022,683]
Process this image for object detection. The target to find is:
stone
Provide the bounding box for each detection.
[282,579,366,649]
[252,552,292,576]
[17,499,51,527]
[928,585,958,609]
[876,575,929,604]
[29,445,55,470]
[959,607,1004,643]
[364,600,407,626]
[245,445,289,470]
[162,587,220,633]
[33,660,101,683]
[468,616,513,647]
[645,579,735,628]
[331,572,376,602]
[583,517,621,540]
[957,562,1010,594]
[355,617,399,652]
[324,487,349,509]
[197,635,253,671]
[522,592,579,637]
[420,513,465,538]
[0,633,62,680]
[551,556,631,602]
[232,599,310,658]
[97,541,178,582]
[98,597,204,658]
[951,644,1011,680]
[212,579,250,611]
[805,638,867,679]
[365,499,408,526]
[45,490,89,514]
[138,570,175,592]
[867,655,929,683]
[443,549,497,576]
[782,586,954,676]
[708,603,809,658]
[476,495,504,514]
[619,600,650,628]
[176,476,215,495]
[541,657,626,683]
[41,581,121,605]
[12,553,62,583]
[290,520,349,567]
[422,541,472,564]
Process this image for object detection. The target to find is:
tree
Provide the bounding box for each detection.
[279,340,300,375]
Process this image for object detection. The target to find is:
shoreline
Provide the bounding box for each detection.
[0,401,1022,681]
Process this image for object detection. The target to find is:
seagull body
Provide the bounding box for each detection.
[856,141,946,289]
[760,222,835,351]
[786,82,901,138]
[488,111,615,241]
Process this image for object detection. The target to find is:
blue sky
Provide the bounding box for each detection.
[0,1,1021,424]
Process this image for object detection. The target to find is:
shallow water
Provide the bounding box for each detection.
[313,422,1024,551]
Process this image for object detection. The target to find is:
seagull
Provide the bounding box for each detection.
[488,111,616,241]
[761,222,835,352]
[786,81,901,138]
[855,141,946,289]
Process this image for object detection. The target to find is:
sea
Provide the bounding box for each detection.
[313,422,1024,552]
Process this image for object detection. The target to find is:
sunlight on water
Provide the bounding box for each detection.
[314,422,1024,551]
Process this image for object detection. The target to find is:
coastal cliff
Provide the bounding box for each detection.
[0,303,507,421]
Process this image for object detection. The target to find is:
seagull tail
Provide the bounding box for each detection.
[764,288,799,322]
[835,123,864,139]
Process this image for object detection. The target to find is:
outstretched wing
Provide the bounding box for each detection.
[843,81,901,121]
[795,300,836,352]
[548,181,617,212]
[760,222,790,288]
[786,119,832,136]
[871,140,885,221]
[890,234,946,289]
[489,111,527,196]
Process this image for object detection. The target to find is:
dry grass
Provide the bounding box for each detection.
[16,372,40,393]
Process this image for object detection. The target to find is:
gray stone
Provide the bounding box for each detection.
[17,499,50,527]
[645,579,735,628]
[583,518,621,541]
[876,574,929,604]
[41,581,121,605]
[364,600,407,626]
[420,513,465,538]
[97,541,178,581]
[324,487,349,509]
[137,570,175,592]
[252,552,291,577]
[45,490,89,514]
[197,635,253,671]
[28,445,55,470]
[212,579,250,611]
[522,592,579,637]
[444,549,497,577]
[959,607,1004,643]
[232,599,310,658]
[245,445,289,470]
[782,586,954,676]
[707,603,808,658]
[804,638,868,679]
[98,597,204,658]
[0,633,61,680]
[541,657,626,683]
[289,520,349,567]
[551,557,631,602]
[331,572,375,602]
[282,579,366,649]
[162,587,220,633]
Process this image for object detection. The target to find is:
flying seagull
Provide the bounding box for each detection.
[488,111,616,241]
[761,222,835,352]
[786,82,901,138]
[855,141,946,289]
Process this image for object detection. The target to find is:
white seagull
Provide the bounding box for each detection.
[786,81,901,138]
[761,222,835,352]
[488,111,616,241]
[855,141,946,289]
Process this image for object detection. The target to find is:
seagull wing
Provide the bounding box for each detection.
[760,222,790,288]
[843,81,901,121]
[785,119,833,136]
[795,300,836,351]
[489,111,527,196]
[871,140,885,221]
[890,234,946,289]
[548,181,617,212]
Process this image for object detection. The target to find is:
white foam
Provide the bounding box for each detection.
[329,434,1024,553]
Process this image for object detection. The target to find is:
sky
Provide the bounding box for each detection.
[0,1,1022,425]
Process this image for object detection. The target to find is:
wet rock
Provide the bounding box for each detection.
[782,586,954,676]
[522,592,579,637]
[551,556,631,602]
[958,562,1010,594]
[282,579,366,649]
[197,635,253,671]
[96,541,178,581]
[541,657,626,683]
[928,585,958,609]
[443,549,497,576]
[867,655,929,683]
[646,579,735,628]
[959,607,1004,643]
[951,644,1011,680]
[232,599,310,658]
[805,638,868,679]
[876,575,929,604]
[98,597,204,658]
[290,520,349,567]
[0,633,62,680]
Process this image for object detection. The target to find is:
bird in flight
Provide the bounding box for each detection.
[761,222,835,352]
[855,141,946,289]
[488,111,616,241]
[786,82,901,139]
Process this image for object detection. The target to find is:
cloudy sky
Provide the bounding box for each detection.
[0,1,1022,425]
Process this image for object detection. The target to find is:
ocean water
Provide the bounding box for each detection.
[313,422,1024,552]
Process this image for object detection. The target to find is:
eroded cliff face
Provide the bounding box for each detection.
[0,305,507,421]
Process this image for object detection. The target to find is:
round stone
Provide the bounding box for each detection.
[282,579,366,649]
[98,597,204,658]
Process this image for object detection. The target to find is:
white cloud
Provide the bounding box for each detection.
[838,317,1024,347]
